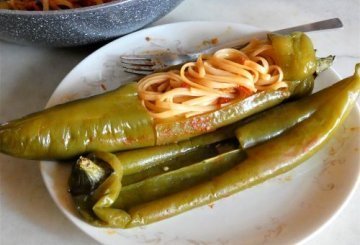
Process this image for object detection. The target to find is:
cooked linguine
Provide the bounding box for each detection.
[138,39,288,120]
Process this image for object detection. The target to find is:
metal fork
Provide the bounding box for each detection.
[120,18,343,75]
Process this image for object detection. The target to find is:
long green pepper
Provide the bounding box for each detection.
[0,32,318,160]
[70,64,360,228]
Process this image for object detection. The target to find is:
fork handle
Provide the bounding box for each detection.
[203,18,343,53]
[273,18,343,35]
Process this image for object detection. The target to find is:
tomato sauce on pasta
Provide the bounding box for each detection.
[137,39,288,120]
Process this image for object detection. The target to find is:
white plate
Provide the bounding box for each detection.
[40,22,360,245]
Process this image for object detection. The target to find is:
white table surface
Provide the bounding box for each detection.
[0,0,359,244]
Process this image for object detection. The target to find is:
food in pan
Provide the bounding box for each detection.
[0,0,111,11]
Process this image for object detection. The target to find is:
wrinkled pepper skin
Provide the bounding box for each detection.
[287,75,315,99]
[269,32,317,81]
[0,84,155,160]
[70,64,360,228]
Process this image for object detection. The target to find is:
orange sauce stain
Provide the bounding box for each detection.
[328,146,337,156]
[199,37,220,49]
[263,220,286,243]
[349,126,360,132]
[325,182,335,191]
[101,83,107,91]
[211,38,219,45]
[106,229,117,235]
[59,93,79,103]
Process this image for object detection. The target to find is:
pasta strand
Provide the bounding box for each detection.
[136,39,288,120]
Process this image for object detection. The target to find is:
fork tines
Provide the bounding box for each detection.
[120,56,157,75]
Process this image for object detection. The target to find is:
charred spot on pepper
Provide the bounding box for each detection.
[215,138,239,154]
[68,154,113,196]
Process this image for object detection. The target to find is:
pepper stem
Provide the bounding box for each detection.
[355,63,360,77]
[316,55,335,75]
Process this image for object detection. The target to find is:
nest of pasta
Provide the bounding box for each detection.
[138,39,288,120]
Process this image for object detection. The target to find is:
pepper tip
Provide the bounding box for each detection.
[355,63,360,77]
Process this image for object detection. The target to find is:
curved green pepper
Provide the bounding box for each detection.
[127,64,359,227]
[114,148,245,209]
[116,123,238,176]
[71,74,338,194]
[235,73,350,148]
[69,124,239,193]
[0,32,320,160]
[70,64,360,228]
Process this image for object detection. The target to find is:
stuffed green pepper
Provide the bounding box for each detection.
[1,32,325,160]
